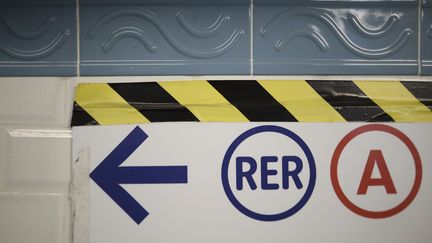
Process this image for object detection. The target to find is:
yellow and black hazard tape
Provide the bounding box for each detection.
[72,80,432,126]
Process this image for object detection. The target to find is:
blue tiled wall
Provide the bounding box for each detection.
[0,0,431,76]
[254,1,418,74]
[0,0,77,76]
[79,3,250,75]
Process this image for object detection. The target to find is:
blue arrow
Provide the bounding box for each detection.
[90,126,188,224]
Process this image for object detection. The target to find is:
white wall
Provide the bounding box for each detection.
[0,77,75,243]
[1,76,430,243]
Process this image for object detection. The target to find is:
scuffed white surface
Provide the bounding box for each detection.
[75,123,432,243]
[0,192,70,243]
[0,77,74,243]
[71,146,90,243]
[0,77,74,127]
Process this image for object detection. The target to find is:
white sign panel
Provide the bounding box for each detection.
[73,123,432,243]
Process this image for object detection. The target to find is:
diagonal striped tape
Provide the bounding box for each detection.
[72,80,432,126]
[354,80,432,122]
[158,81,248,122]
[307,80,394,122]
[75,83,149,125]
[258,80,345,122]
[209,80,298,121]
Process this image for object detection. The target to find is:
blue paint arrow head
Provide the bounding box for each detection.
[90,126,188,224]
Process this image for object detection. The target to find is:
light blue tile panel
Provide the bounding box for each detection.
[80,4,250,75]
[253,0,419,75]
[254,0,419,3]
[0,2,76,76]
[0,0,74,5]
[81,0,249,4]
[422,0,432,75]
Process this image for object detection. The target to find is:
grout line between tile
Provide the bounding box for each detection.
[76,0,80,77]
[418,0,422,75]
[250,0,254,76]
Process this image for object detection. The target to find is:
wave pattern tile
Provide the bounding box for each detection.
[0,0,76,76]
[79,3,250,75]
[254,0,419,75]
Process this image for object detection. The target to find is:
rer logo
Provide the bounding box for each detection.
[221,125,316,221]
[331,124,422,219]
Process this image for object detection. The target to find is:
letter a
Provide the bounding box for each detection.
[357,150,397,195]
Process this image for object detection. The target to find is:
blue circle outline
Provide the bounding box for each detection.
[221,125,316,221]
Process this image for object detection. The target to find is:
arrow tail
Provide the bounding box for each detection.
[117,166,188,184]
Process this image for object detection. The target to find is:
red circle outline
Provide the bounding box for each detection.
[330,124,422,219]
